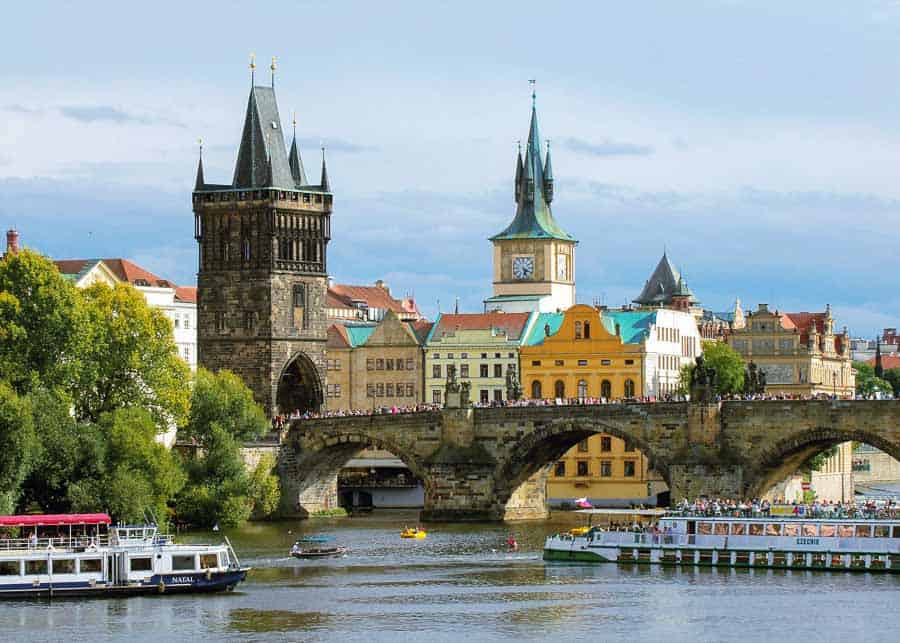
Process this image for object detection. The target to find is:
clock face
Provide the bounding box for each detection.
[556,254,568,280]
[512,256,534,280]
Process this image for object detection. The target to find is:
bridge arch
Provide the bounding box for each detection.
[279,424,428,517]
[747,426,900,499]
[492,417,671,518]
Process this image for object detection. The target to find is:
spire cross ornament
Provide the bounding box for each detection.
[249,53,256,84]
[270,56,277,88]
[198,137,203,158]
[528,79,536,105]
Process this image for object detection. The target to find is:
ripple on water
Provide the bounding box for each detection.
[228,607,330,633]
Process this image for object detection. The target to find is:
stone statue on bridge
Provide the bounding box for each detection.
[505,367,522,401]
[690,355,718,403]
[743,361,766,395]
[460,381,471,407]
[445,364,463,408]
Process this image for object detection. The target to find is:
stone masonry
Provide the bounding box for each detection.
[275,400,900,521]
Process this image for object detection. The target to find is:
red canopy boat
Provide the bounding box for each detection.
[0,513,111,527]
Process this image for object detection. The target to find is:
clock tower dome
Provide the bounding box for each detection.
[484,92,577,313]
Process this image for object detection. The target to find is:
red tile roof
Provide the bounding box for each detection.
[100,258,174,288]
[326,324,352,349]
[329,284,405,314]
[781,311,846,354]
[326,291,356,311]
[54,259,94,276]
[174,286,197,303]
[866,354,900,370]
[409,320,434,344]
[432,312,532,341]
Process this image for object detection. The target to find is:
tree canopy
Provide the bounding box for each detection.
[679,341,746,396]
[0,382,37,513]
[853,362,892,397]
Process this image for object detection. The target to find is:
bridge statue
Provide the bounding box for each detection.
[744,361,766,395]
[444,364,463,408]
[505,367,522,401]
[690,355,718,403]
[460,381,471,407]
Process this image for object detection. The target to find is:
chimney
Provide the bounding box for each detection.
[375,279,390,295]
[5,229,19,257]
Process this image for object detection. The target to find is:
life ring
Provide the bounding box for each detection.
[157,581,166,594]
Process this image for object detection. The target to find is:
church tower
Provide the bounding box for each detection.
[193,58,331,415]
[484,91,577,313]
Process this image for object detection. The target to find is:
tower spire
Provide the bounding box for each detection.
[194,138,205,191]
[288,110,307,186]
[320,145,330,192]
[514,140,523,203]
[543,138,554,203]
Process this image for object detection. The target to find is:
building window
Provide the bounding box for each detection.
[376,359,385,370]
[554,380,565,399]
[367,384,375,397]
[575,321,582,339]
[184,316,190,330]
[577,359,588,366]
[577,379,588,399]
[625,359,634,365]
[376,383,385,397]
[600,461,612,477]
[577,439,588,452]
[481,353,488,359]
[531,360,541,366]
[461,353,468,359]
[460,364,470,378]
[386,359,394,370]
[493,389,503,401]
[577,460,589,476]
[406,358,414,370]
[386,384,394,397]
[601,380,611,398]
[601,359,611,366]
[494,364,503,377]
[480,389,489,404]
[406,383,414,397]
[624,461,636,477]
[494,353,500,358]
[183,346,190,360]
[433,365,441,378]
[215,311,226,333]
[292,284,306,330]
[584,322,591,339]
[244,311,255,331]
[242,238,251,261]
[601,436,612,452]
[433,390,442,404]
[554,359,564,366]
[480,364,489,378]
[173,316,180,329]
[367,358,375,370]
[554,461,566,477]
[531,380,542,399]
[433,353,440,359]
[447,353,454,359]
[397,359,405,371]
[624,379,635,398]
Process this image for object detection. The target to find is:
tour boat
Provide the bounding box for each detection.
[543,509,900,572]
[400,527,427,539]
[0,513,249,598]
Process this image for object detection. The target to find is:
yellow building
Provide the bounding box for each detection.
[519,305,644,401]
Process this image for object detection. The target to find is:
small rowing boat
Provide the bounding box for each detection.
[400,527,427,539]
[290,543,347,559]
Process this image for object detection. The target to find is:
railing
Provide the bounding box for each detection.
[0,536,109,552]
[666,508,900,521]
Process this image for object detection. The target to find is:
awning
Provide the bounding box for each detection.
[0,513,112,527]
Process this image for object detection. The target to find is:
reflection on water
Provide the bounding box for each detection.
[0,511,897,642]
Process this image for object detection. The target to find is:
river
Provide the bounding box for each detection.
[1,511,897,642]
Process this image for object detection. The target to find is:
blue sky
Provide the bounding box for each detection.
[2,1,900,335]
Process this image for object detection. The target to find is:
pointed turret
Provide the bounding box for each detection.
[288,112,307,186]
[320,147,330,192]
[514,143,523,203]
[633,252,697,307]
[194,154,205,191]
[543,140,554,203]
[490,90,573,241]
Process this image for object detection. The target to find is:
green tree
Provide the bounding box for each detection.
[176,369,269,527]
[0,250,85,394]
[248,454,281,519]
[76,283,190,431]
[0,382,37,513]
[881,368,900,397]
[679,341,745,396]
[853,362,892,397]
[69,408,185,524]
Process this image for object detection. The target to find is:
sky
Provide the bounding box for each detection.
[2,0,900,336]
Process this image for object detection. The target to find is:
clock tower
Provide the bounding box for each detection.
[484,92,577,313]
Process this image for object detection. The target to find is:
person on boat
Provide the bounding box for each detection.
[506,536,518,551]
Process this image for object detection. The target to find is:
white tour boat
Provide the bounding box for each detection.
[544,509,900,572]
[0,513,249,598]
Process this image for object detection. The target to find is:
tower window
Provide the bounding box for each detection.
[575,321,582,339]
[292,284,306,330]
[242,238,251,261]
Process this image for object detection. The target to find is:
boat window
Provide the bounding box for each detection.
[172,555,196,571]
[765,524,782,536]
[129,557,152,572]
[25,560,47,575]
[686,521,695,535]
[730,523,746,535]
[748,523,764,536]
[820,525,836,537]
[697,522,712,535]
[79,559,102,573]
[838,525,854,538]
[855,525,871,538]
[0,561,20,576]
[200,554,218,569]
[783,524,800,537]
[802,524,817,537]
[714,523,728,535]
[874,526,890,538]
[52,559,76,574]
[894,526,900,538]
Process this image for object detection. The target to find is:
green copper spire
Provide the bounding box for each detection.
[491,89,574,242]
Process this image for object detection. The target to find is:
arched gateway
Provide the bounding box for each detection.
[276,353,323,416]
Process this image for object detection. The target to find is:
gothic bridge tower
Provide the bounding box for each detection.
[193,59,331,415]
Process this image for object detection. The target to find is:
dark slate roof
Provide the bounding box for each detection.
[490,101,574,242]
[232,86,295,189]
[288,135,308,186]
[633,252,697,306]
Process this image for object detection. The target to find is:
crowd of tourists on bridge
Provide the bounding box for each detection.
[672,497,900,520]
[272,404,442,427]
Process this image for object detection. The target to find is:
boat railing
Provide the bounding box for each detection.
[0,536,110,552]
[666,508,900,521]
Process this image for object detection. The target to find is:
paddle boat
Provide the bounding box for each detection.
[290,542,347,559]
[400,527,427,539]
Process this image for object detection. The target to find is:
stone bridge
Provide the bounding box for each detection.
[274,400,900,521]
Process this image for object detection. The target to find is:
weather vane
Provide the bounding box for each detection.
[528,79,536,104]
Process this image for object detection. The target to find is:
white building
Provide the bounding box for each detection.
[54,258,197,371]
[637,308,703,398]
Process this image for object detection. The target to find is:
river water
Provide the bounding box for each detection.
[1,511,897,642]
